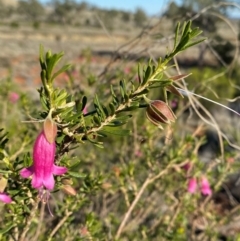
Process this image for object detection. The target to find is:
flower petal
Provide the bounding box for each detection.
[0,193,12,203]
[32,173,43,189]
[52,165,67,175]
[187,178,197,193]
[43,174,55,190]
[20,166,34,178]
[200,177,212,196]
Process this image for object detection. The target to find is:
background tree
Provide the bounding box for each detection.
[17,0,45,21]
[134,8,147,27]
[49,0,78,24]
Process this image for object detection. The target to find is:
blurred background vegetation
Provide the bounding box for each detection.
[1,0,240,240]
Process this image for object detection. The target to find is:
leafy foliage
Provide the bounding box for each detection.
[0,19,239,241]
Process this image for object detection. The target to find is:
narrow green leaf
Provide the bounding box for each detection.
[120,84,125,99]
[39,44,46,70]
[0,223,15,234]
[174,22,180,49]
[189,28,202,38]
[87,135,104,148]
[94,95,106,119]
[183,38,206,50]
[93,116,101,126]
[110,85,117,97]
[109,102,116,115]
[102,105,109,117]
[106,120,127,127]
[115,115,132,121]
[181,21,191,39]
[175,34,190,53]
[51,64,71,81]
[68,171,86,178]
[46,52,64,80]
[142,65,152,85]
[137,63,142,85]
[100,127,131,136]
[131,88,149,98]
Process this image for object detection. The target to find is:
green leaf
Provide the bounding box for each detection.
[23,153,32,167]
[189,28,202,38]
[131,88,149,99]
[51,64,71,81]
[181,21,191,39]
[39,92,49,110]
[94,95,107,120]
[137,63,142,85]
[0,170,11,174]
[100,127,131,136]
[56,134,66,144]
[109,102,116,116]
[102,105,109,117]
[142,65,152,86]
[68,171,86,178]
[175,34,190,53]
[39,44,46,70]
[115,114,132,121]
[87,135,104,148]
[174,22,180,49]
[93,116,101,126]
[46,52,64,81]
[54,89,68,105]
[110,85,117,97]
[107,115,132,126]
[0,223,15,234]
[183,39,206,50]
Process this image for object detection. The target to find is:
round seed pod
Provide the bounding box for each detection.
[146,100,176,127]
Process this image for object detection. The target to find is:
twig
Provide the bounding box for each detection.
[19,199,40,241]
[47,202,77,240]
[32,202,46,241]
[115,167,170,239]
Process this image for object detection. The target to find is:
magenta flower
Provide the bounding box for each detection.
[8,92,19,103]
[187,178,197,193]
[200,177,212,196]
[0,192,12,203]
[20,131,67,191]
[83,106,88,115]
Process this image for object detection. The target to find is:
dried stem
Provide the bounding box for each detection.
[115,165,171,239]
[19,199,40,241]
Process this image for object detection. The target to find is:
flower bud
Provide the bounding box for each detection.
[61,185,77,196]
[200,176,212,196]
[43,118,57,144]
[187,178,197,193]
[0,175,7,193]
[146,100,176,127]
[61,178,73,185]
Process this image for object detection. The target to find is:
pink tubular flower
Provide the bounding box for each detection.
[83,106,88,115]
[187,178,197,193]
[8,92,19,103]
[200,177,212,196]
[0,192,12,203]
[20,131,67,191]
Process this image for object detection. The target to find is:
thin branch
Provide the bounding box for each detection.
[47,202,77,240]
[115,166,170,239]
[19,199,40,241]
